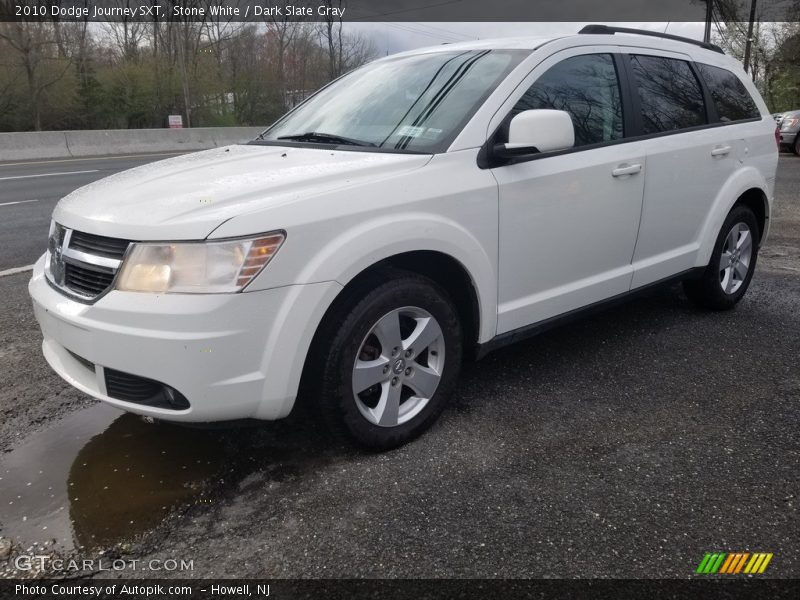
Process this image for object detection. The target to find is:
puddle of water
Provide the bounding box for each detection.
[0,403,225,551]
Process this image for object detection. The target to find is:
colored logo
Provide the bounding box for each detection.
[696,552,773,574]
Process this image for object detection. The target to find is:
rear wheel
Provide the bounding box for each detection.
[309,270,462,450]
[683,205,759,310]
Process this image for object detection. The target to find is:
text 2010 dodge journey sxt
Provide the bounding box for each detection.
[30,26,779,448]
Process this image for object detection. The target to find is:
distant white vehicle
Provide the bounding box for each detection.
[30,26,779,449]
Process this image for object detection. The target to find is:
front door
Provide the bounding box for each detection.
[493,50,645,334]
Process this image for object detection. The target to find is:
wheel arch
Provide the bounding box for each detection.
[292,213,497,343]
[732,187,769,244]
[385,250,481,358]
[696,168,771,267]
[306,249,484,364]
[294,249,486,418]
[254,213,497,420]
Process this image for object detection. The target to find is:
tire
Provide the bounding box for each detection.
[683,205,760,310]
[793,136,800,156]
[306,268,463,450]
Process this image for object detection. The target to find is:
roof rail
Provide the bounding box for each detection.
[578,24,725,54]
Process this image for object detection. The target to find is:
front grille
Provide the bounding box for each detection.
[105,368,190,410]
[47,225,132,302]
[69,230,131,259]
[64,263,116,297]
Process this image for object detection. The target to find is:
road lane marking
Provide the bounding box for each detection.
[0,199,39,207]
[0,152,188,168]
[0,169,98,181]
[0,265,34,277]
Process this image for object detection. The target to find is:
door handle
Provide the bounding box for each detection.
[711,145,731,157]
[612,163,642,177]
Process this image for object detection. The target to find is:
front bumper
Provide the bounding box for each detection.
[29,255,341,422]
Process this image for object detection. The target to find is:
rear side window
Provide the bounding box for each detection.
[630,55,706,134]
[512,53,624,147]
[696,63,761,122]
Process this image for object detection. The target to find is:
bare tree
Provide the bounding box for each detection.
[265,1,303,110]
[0,6,379,131]
[0,21,72,130]
[713,0,800,107]
[318,0,345,79]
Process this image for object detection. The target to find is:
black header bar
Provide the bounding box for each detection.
[0,0,798,23]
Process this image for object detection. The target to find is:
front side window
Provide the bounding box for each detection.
[696,63,761,122]
[512,53,624,147]
[260,50,526,153]
[630,55,706,134]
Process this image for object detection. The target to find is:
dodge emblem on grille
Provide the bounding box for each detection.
[49,227,67,286]
[53,243,65,285]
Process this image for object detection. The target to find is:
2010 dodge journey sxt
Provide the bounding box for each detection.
[30,26,779,448]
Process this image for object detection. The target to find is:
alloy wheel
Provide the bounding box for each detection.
[719,222,753,295]
[351,306,445,427]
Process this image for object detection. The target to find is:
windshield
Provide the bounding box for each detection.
[258,50,527,153]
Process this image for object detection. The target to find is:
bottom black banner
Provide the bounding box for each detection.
[1,579,800,600]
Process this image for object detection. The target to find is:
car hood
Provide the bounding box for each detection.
[54,144,432,240]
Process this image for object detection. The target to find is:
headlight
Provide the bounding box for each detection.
[116,232,285,294]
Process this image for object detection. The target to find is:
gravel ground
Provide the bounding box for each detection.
[0,155,798,579]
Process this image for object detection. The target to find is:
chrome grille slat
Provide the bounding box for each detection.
[65,264,115,293]
[46,224,131,303]
[65,266,114,283]
[69,230,131,259]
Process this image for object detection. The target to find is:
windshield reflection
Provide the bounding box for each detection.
[261,50,527,153]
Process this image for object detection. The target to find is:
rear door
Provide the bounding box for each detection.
[624,50,739,288]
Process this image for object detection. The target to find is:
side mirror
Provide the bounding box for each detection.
[494,109,575,158]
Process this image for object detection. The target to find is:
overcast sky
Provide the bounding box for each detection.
[350,22,707,56]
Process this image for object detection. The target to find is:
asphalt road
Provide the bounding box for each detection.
[0,154,798,580]
[0,153,187,271]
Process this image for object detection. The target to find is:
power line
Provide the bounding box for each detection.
[379,23,473,44]
[381,23,471,43]
[410,23,477,41]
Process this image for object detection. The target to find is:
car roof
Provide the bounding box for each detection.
[387,32,728,63]
[386,35,564,58]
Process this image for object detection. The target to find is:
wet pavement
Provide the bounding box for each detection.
[0,154,798,579]
[0,405,225,552]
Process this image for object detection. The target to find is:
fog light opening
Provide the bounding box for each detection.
[163,386,190,410]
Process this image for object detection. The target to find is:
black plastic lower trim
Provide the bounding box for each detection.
[476,267,704,359]
[104,368,190,410]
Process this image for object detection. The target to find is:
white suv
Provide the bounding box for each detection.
[30,26,779,448]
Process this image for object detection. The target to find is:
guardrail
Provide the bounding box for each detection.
[0,127,265,162]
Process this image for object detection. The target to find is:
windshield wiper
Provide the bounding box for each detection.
[276,132,376,147]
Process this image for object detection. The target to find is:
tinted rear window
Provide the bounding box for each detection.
[630,55,706,134]
[696,63,761,122]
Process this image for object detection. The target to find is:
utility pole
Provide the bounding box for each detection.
[743,0,758,73]
[704,0,713,43]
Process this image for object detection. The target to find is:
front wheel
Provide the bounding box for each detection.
[683,205,759,310]
[310,270,462,449]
